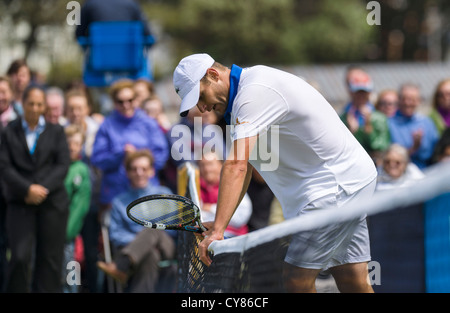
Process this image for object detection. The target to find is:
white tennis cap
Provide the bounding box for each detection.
[173,53,215,117]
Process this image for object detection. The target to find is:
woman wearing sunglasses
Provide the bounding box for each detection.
[91,79,169,216]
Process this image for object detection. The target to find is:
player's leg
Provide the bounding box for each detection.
[329,262,373,293]
[282,193,343,293]
[326,181,376,293]
[283,263,321,293]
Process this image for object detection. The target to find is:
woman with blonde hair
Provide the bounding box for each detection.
[430,78,450,135]
[91,79,169,211]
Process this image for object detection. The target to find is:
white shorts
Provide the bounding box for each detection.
[284,179,376,271]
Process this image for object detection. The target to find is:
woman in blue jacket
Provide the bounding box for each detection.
[91,79,169,210]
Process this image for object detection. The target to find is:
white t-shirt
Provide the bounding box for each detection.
[229,65,377,219]
[200,193,253,237]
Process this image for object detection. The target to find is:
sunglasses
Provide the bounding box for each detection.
[379,100,398,107]
[383,159,404,166]
[437,92,450,98]
[115,97,135,106]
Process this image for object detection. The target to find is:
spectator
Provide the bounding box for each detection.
[91,79,169,211]
[134,79,154,110]
[6,59,31,116]
[90,79,168,291]
[431,127,450,164]
[75,0,152,38]
[65,89,100,159]
[65,89,102,293]
[246,168,275,232]
[0,76,19,129]
[340,68,391,165]
[369,143,426,293]
[388,83,439,169]
[0,76,17,290]
[45,87,67,126]
[141,94,172,133]
[375,89,399,118]
[165,106,225,193]
[66,80,105,125]
[429,79,450,135]
[97,149,176,293]
[62,125,92,293]
[376,143,424,190]
[169,106,225,166]
[0,85,70,292]
[198,151,252,238]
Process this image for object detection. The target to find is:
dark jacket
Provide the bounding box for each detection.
[0,118,70,209]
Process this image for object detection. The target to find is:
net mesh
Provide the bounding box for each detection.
[176,162,209,292]
[176,161,450,293]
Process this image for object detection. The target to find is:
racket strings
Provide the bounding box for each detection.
[129,198,197,226]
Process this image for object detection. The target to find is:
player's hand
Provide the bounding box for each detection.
[198,223,224,266]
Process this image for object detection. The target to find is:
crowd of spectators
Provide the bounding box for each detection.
[0,54,450,293]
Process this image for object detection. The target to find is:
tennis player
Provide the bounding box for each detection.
[173,54,378,293]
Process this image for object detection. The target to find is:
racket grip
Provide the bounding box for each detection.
[184,225,203,233]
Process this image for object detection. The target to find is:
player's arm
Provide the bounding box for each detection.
[214,153,253,235]
[198,135,257,266]
[239,162,253,208]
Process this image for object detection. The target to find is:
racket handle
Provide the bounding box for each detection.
[184,225,203,233]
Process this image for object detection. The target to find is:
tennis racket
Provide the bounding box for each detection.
[126,194,207,233]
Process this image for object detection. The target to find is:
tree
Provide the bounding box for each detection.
[371,0,450,62]
[141,0,377,66]
[0,0,69,58]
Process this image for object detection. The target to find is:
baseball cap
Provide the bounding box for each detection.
[348,72,374,93]
[173,53,215,117]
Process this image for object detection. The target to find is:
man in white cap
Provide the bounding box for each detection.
[173,54,377,293]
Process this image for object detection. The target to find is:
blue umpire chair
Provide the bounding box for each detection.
[77,21,155,87]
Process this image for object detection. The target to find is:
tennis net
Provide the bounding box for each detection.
[176,161,450,293]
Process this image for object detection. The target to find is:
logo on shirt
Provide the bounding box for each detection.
[170,117,280,172]
[236,118,249,125]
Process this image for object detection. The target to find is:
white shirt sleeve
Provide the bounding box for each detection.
[232,84,288,142]
[199,194,252,228]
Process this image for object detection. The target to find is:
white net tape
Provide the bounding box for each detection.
[210,161,450,256]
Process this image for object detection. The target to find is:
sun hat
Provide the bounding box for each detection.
[348,71,374,93]
[173,53,215,117]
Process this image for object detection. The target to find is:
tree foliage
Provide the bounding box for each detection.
[143,0,377,65]
[0,0,68,58]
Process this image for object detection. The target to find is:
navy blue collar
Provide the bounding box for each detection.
[225,64,243,125]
